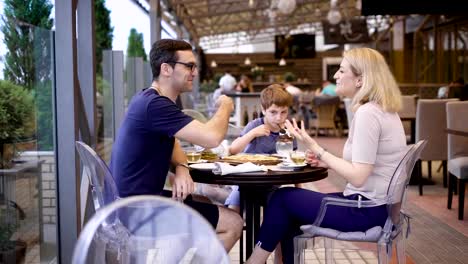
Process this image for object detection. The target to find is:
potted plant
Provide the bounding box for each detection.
[251,66,264,81]
[0,207,26,264]
[0,80,34,169]
[283,72,297,83]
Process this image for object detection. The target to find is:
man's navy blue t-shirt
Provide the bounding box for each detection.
[110,88,193,197]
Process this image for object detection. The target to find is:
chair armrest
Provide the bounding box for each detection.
[313,196,386,226]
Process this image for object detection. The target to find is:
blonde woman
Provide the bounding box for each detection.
[246,48,407,264]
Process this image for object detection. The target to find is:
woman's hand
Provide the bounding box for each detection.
[284,119,318,151]
[305,150,328,168]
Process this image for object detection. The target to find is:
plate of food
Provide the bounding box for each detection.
[187,159,208,164]
[189,163,217,171]
[201,150,218,161]
[277,162,307,170]
[221,154,282,165]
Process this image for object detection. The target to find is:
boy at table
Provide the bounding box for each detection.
[225,84,300,208]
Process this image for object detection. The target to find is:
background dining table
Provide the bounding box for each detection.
[190,165,328,263]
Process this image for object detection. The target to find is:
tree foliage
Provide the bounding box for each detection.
[95,0,114,74]
[1,0,53,89]
[0,80,34,167]
[126,28,147,61]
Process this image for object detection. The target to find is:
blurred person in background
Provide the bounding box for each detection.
[315,79,337,96]
[236,74,254,93]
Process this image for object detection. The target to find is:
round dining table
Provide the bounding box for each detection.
[190,165,328,263]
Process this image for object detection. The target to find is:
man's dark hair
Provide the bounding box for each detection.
[149,39,193,80]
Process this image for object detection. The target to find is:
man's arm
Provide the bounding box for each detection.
[171,140,194,200]
[175,95,234,148]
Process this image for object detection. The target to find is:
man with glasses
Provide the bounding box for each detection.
[110,39,242,252]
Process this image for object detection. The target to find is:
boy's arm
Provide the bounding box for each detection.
[229,125,270,155]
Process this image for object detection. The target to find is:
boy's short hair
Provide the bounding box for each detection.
[260,84,293,110]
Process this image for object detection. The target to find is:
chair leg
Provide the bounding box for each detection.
[454,178,458,195]
[377,243,389,264]
[395,233,407,264]
[442,161,447,188]
[324,238,334,264]
[418,160,423,196]
[427,161,432,179]
[293,236,308,264]
[458,179,466,220]
[448,173,454,209]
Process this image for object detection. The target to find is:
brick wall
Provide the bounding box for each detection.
[20,151,56,243]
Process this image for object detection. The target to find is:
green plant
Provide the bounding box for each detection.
[0,207,19,251]
[127,28,147,61]
[1,0,53,90]
[199,80,218,93]
[283,72,297,82]
[0,80,34,168]
[251,66,264,80]
[35,80,53,151]
[95,0,114,75]
[212,73,223,84]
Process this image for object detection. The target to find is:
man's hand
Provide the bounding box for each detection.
[172,167,194,201]
[215,95,234,112]
[250,124,270,138]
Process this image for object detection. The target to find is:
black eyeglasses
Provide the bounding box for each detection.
[168,61,197,72]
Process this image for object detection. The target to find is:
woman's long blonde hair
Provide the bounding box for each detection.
[344,48,402,112]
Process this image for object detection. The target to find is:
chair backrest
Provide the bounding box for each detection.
[386,140,427,226]
[446,101,468,159]
[72,195,230,264]
[182,109,209,123]
[313,97,339,129]
[75,141,119,211]
[416,99,458,160]
[399,95,417,118]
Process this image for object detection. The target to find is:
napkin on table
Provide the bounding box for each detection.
[212,162,268,175]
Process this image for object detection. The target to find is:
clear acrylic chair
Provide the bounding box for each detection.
[182,109,209,123]
[294,140,427,264]
[75,141,120,211]
[72,195,230,264]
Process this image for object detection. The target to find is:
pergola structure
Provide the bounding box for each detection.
[140,0,363,49]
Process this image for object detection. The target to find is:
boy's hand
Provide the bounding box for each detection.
[251,125,270,137]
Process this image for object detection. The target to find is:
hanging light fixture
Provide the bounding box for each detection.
[244,57,252,65]
[210,60,217,68]
[327,0,342,25]
[279,58,286,66]
[277,0,296,15]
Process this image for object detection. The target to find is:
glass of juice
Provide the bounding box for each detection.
[185,148,202,163]
[289,151,306,165]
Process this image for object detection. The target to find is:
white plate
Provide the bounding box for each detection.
[187,159,208,164]
[189,163,217,171]
[277,162,307,169]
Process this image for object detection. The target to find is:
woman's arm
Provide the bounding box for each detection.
[285,119,374,187]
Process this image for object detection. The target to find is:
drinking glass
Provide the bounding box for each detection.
[275,140,294,158]
[184,147,202,163]
[289,151,306,165]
